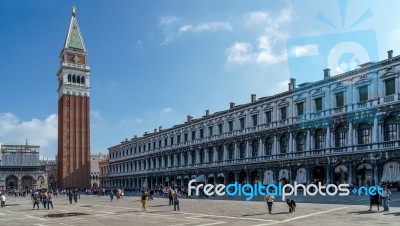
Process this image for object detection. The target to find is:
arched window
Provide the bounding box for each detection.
[315,129,325,149]
[218,146,223,161]
[280,133,288,153]
[170,154,174,166]
[208,147,213,162]
[77,76,81,84]
[358,123,371,144]
[68,74,71,82]
[252,139,259,157]
[191,151,196,164]
[72,75,76,83]
[335,125,347,147]
[200,149,205,163]
[81,76,85,84]
[296,132,305,152]
[264,137,273,156]
[183,152,188,165]
[239,142,246,158]
[228,144,234,160]
[384,117,398,141]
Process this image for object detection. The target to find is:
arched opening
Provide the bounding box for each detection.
[356,163,372,187]
[92,183,98,188]
[384,117,398,141]
[68,74,71,82]
[238,171,247,184]
[295,168,307,184]
[313,166,325,184]
[264,137,273,156]
[335,125,347,147]
[334,165,348,184]
[239,142,246,159]
[227,171,235,184]
[314,129,325,149]
[228,144,234,160]
[296,132,305,152]
[6,175,18,189]
[72,75,76,83]
[183,176,189,187]
[81,76,85,84]
[77,75,81,84]
[176,176,182,187]
[263,170,274,185]
[21,175,34,190]
[207,174,215,185]
[217,173,225,184]
[279,169,289,185]
[250,171,260,184]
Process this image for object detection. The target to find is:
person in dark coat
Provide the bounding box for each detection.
[286,198,296,213]
[369,192,380,211]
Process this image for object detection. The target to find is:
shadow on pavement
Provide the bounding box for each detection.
[383,212,400,217]
[348,210,379,215]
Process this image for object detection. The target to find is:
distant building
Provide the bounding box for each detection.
[39,158,57,189]
[0,143,47,190]
[90,154,106,188]
[99,157,110,188]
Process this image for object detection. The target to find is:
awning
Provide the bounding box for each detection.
[279,169,289,180]
[191,175,196,179]
[263,170,274,185]
[295,168,307,184]
[165,177,169,182]
[335,165,348,173]
[217,173,225,177]
[357,163,372,170]
[176,176,182,180]
[208,174,214,178]
[194,174,206,183]
[381,161,400,182]
[184,176,189,179]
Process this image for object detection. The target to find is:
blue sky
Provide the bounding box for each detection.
[1,0,400,158]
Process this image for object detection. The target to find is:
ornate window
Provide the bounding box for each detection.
[218,146,223,161]
[296,132,305,152]
[359,86,368,102]
[315,129,325,149]
[280,107,287,120]
[358,123,371,144]
[252,114,258,126]
[297,102,304,116]
[208,148,213,162]
[385,78,395,96]
[68,74,71,82]
[81,76,85,84]
[228,121,233,131]
[315,98,323,112]
[191,151,196,164]
[239,142,246,158]
[228,144,234,160]
[335,92,344,107]
[252,139,259,157]
[335,126,347,147]
[240,118,245,130]
[280,134,288,153]
[384,117,397,141]
[200,149,205,163]
[265,111,272,123]
[265,137,273,155]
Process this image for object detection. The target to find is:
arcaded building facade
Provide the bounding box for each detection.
[0,144,48,190]
[57,8,91,188]
[101,51,400,189]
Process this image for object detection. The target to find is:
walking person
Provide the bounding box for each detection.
[42,192,48,209]
[369,192,380,211]
[381,185,391,211]
[286,198,296,213]
[168,188,174,205]
[32,193,40,210]
[68,191,73,204]
[264,193,275,214]
[0,194,6,207]
[47,193,54,209]
[173,188,180,211]
[141,190,149,211]
[109,190,114,202]
[73,191,78,204]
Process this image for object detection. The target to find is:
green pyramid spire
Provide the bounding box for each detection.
[64,8,86,51]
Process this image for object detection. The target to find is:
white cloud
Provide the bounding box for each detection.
[227,7,293,65]
[91,110,103,122]
[159,16,232,45]
[226,42,253,64]
[179,22,232,33]
[0,112,57,152]
[226,36,286,65]
[161,107,175,114]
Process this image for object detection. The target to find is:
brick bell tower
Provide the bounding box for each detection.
[57,6,91,188]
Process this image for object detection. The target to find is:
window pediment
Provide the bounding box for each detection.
[355,77,372,87]
[278,100,289,107]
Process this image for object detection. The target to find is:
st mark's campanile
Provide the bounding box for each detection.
[57,7,91,188]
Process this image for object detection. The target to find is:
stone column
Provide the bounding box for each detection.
[326,127,331,148]
[306,130,311,151]
[223,144,227,161]
[289,132,293,153]
[372,116,378,146]
[273,136,277,155]
[246,140,250,158]
[348,123,353,146]
[348,164,353,184]
[234,143,238,160]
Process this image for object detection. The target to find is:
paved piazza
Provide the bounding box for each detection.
[0,194,399,226]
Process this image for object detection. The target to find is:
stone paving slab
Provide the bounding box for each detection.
[0,195,398,226]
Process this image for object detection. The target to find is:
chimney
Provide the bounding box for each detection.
[388,50,393,59]
[323,68,330,79]
[230,102,235,109]
[154,129,157,133]
[288,78,296,91]
[144,132,148,136]
[159,126,162,131]
[251,94,256,102]
[205,110,209,116]
[187,115,193,123]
